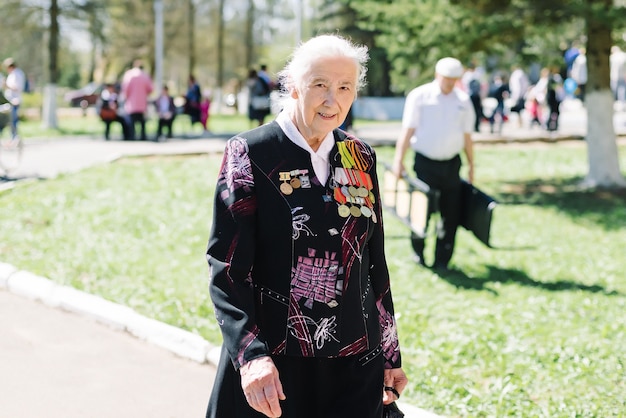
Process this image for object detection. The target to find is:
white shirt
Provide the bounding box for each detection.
[571,55,588,85]
[509,68,530,102]
[4,67,25,106]
[402,80,473,161]
[276,111,335,184]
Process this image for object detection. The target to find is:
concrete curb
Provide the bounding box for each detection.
[0,260,444,417]
[0,261,215,365]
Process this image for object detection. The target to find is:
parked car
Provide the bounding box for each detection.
[64,82,103,108]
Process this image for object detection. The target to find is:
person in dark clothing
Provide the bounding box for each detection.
[546,75,563,132]
[487,75,510,134]
[206,34,407,418]
[184,74,202,127]
[154,85,176,140]
[247,68,272,127]
[98,83,129,141]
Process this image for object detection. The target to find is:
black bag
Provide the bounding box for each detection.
[459,180,497,247]
[383,402,405,418]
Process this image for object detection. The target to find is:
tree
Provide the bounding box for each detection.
[354,0,626,188]
[41,0,60,129]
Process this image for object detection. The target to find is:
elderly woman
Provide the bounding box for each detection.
[206,34,408,418]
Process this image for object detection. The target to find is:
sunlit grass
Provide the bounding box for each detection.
[1,141,625,417]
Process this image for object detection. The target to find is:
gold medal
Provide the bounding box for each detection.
[348,186,359,197]
[361,206,372,218]
[357,187,369,197]
[369,191,376,204]
[290,177,301,189]
[338,204,350,217]
[350,205,362,217]
[280,182,293,195]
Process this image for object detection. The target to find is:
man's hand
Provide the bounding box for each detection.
[240,356,286,417]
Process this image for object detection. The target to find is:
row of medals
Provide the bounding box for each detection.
[278,168,377,222]
[336,184,377,222]
[279,169,310,195]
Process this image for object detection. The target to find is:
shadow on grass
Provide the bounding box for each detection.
[493,176,626,231]
[436,264,620,296]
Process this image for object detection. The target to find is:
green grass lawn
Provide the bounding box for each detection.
[1,140,625,417]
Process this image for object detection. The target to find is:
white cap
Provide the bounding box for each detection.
[435,57,463,78]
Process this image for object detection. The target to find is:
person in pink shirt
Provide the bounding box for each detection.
[121,59,153,140]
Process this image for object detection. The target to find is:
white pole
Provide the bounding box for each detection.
[295,0,302,46]
[154,0,164,96]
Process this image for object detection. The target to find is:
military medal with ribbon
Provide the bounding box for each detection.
[279,169,310,195]
[332,141,377,222]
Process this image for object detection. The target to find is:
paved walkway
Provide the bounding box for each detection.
[1,99,624,417]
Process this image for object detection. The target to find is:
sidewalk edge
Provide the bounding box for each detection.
[0,261,444,418]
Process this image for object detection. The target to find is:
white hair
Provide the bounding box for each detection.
[276,34,369,109]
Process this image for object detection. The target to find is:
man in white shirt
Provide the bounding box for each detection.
[2,58,26,140]
[392,57,475,271]
[570,49,587,102]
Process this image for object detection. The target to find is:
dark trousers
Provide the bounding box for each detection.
[103,116,129,140]
[207,346,384,418]
[156,117,174,139]
[127,112,147,140]
[470,94,483,132]
[410,153,462,268]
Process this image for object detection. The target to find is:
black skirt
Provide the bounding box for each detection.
[206,346,384,418]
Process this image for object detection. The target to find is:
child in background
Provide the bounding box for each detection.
[200,92,211,132]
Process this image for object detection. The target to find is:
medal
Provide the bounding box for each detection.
[338,205,350,217]
[357,186,369,197]
[350,205,362,217]
[290,177,301,189]
[361,206,372,218]
[300,175,311,188]
[348,185,359,197]
[280,182,293,195]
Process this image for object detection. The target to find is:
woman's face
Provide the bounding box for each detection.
[291,56,357,142]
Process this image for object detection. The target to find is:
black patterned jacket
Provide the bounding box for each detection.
[207,121,402,371]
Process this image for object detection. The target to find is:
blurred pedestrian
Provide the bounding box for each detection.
[570,48,587,102]
[610,46,626,103]
[2,58,26,142]
[247,68,271,127]
[184,74,202,128]
[487,74,509,134]
[509,64,530,127]
[154,84,176,140]
[121,59,153,140]
[546,74,564,132]
[98,83,129,141]
[206,34,407,418]
[200,91,211,132]
[463,63,484,132]
[392,57,474,271]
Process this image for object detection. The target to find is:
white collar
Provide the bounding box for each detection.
[276,111,335,183]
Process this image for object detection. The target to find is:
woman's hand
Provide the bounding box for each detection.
[382,368,409,405]
[240,356,286,417]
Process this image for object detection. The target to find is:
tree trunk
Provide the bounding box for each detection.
[214,0,225,114]
[188,0,195,76]
[43,0,59,129]
[583,1,626,187]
